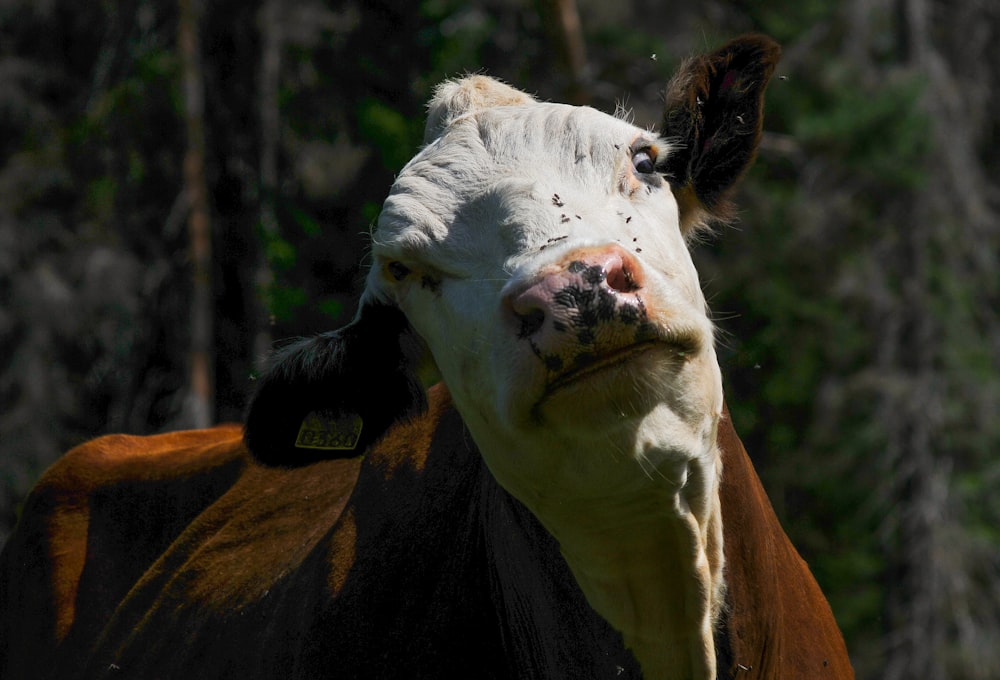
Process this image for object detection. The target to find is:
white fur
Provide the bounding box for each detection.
[367,76,725,680]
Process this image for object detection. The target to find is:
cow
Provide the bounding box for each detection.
[0,35,853,680]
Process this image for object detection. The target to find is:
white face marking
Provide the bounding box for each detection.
[369,84,722,501]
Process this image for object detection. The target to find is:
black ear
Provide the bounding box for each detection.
[660,34,781,230]
[244,302,427,466]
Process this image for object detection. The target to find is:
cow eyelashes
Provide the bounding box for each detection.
[387,261,411,281]
[632,149,655,174]
[382,259,446,292]
[631,147,656,175]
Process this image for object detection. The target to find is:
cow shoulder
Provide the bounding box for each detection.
[716,412,854,678]
[0,425,246,679]
[66,385,508,678]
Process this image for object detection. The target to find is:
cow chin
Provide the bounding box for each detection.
[531,343,702,429]
[466,343,724,501]
[497,337,721,440]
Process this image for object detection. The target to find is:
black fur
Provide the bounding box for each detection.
[244,303,427,466]
[660,34,781,214]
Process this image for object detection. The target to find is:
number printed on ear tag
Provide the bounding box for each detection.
[295,411,364,450]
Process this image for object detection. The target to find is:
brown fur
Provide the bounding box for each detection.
[716,407,854,678]
[0,387,852,679]
[661,35,782,234]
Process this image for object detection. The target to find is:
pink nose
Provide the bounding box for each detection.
[504,245,648,358]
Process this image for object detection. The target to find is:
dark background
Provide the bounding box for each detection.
[2,1,998,678]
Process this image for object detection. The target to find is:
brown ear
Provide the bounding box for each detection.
[660,34,781,232]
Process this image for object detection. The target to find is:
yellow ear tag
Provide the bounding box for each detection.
[295,411,364,451]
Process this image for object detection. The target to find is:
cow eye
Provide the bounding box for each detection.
[632,148,656,174]
[386,261,411,282]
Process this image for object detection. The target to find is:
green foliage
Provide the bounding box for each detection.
[317,297,345,321]
[355,97,423,173]
[264,283,308,322]
[289,205,322,237]
[85,175,117,225]
[749,0,835,45]
[362,201,382,225]
[262,230,298,272]
[419,0,497,80]
[790,73,930,189]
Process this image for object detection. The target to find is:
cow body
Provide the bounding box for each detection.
[1,386,849,679]
[1,35,854,679]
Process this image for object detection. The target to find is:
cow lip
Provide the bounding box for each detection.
[541,338,691,397]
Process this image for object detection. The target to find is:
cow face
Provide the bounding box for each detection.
[362,30,781,512]
[366,79,724,508]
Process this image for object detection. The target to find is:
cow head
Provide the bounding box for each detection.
[246,34,780,679]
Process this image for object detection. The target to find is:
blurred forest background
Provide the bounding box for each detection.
[1,0,998,678]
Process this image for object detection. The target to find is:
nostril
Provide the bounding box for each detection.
[506,284,549,338]
[515,308,545,339]
[603,253,640,294]
[606,262,638,293]
[505,246,644,340]
[567,254,639,294]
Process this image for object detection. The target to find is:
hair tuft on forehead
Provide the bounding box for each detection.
[424,75,536,145]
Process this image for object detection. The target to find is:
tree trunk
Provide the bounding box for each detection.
[254,0,284,372]
[178,0,213,428]
[862,0,1000,677]
[536,0,590,104]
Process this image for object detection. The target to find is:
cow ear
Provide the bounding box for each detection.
[423,75,536,144]
[243,302,427,466]
[660,34,781,234]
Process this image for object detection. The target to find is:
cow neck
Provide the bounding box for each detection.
[712,407,800,677]
[471,412,726,680]
[537,464,724,680]
[421,384,642,676]
[431,384,725,679]
[476,464,644,677]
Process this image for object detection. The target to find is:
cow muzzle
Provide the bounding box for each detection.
[503,245,700,395]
